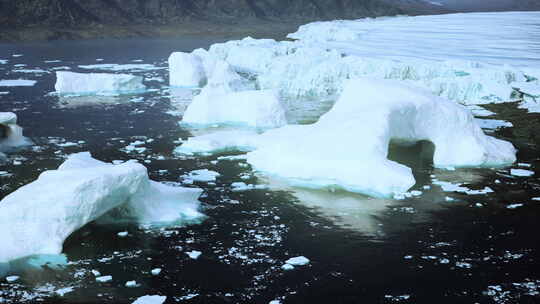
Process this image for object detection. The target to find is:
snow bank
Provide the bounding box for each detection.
[182,89,287,128]
[173,12,540,105]
[176,79,516,197]
[168,52,206,87]
[0,152,203,263]
[55,71,146,95]
[0,112,31,152]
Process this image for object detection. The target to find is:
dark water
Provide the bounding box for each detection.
[0,38,540,304]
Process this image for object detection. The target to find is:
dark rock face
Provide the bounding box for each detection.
[0,0,404,28]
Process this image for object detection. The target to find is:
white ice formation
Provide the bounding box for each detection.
[176,79,516,197]
[169,12,540,108]
[0,152,204,263]
[182,89,287,128]
[168,52,206,87]
[55,71,146,95]
[0,112,31,152]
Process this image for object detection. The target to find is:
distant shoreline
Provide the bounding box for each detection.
[0,21,304,43]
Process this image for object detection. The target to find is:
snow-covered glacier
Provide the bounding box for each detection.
[0,152,204,263]
[176,78,516,197]
[55,71,146,95]
[170,12,540,106]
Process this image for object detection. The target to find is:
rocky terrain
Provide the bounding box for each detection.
[0,0,417,41]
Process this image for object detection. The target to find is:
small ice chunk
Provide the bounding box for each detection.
[91,269,101,276]
[183,169,220,183]
[151,268,162,276]
[5,275,19,282]
[117,231,129,237]
[125,280,139,288]
[506,203,524,209]
[281,264,295,271]
[55,287,74,296]
[96,275,112,283]
[285,256,310,266]
[132,295,167,304]
[186,250,202,259]
[510,169,534,177]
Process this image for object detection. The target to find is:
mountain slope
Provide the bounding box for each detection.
[0,0,404,28]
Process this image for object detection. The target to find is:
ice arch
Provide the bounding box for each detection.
[245,78,516,197]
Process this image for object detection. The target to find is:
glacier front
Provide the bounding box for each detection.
[0,152,204,263]
[170,12,540,107]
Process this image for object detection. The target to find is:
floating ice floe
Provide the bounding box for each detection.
[285,256,310,266]
[0,79,36,87]
[12,69,49,74]
[186,250,202,259]
[78,63,162,72]
[0,112,31,152]
[176,79,516,197]
[510,169,535,177]
[182,169,220,183]
[0,152,204,262]
[96,275,112,283]
[55,71,146,95]
[132,295,167,304]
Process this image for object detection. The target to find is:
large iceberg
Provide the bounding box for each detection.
[182,89,287,128]
[170,12,540,105]
[176,79,516,197]
[55,71,146,95]
[0,112,31,152]
[0,152,204,263]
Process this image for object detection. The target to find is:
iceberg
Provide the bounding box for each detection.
[55,71,146,95]
[168,52,206,87]
[0,112,31,152]
[182,89,287,128]
[0,152,204,263]
[176,79,516,197]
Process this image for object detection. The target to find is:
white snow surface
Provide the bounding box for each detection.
[175,79,516,197]
[55,71,146,95]
[0,152,204,262]
[179,12,540,106]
